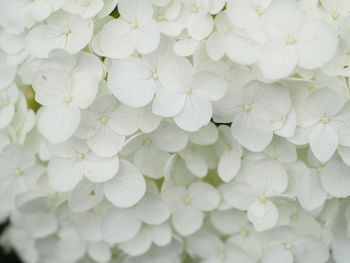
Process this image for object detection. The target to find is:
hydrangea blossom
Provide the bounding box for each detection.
[1,1,350,263]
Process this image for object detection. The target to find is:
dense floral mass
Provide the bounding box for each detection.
[0,0,350,262]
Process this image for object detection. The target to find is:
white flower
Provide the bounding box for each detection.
[177,123,218,178]
[222,160,288,231]
[0,145,44,217]
[320,159,350,198]
[214,125,242,182]
[296,87,350,162]
[63,0,104,19]
[153,55,227,131]
[259,0,338,80]
[180,0,225,41]
[153,1,182,37]
[262,226,329,263]
[101,191,170,245]
[65,157,146,208]
[226,0,272,30]
[107,38,175,107]
[47,138,119,192]
[32,52,103,143]
[162,181,220,236]
[187,232,253,263]
[210,210,263,262]
[214,80,291,152]
[121,121,188,179]
[75,94,129,157]
[0,50,17,90]
[100,0,160,59]
[0,84,20,129]
[25,11,94,58]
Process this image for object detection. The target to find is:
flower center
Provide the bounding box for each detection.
[219,252,227,260]
[283,243,294,249]
[332,12,340,20]
[317,165,324,172]
[191,5,199,13]
[157,15,165,21]
[290,213,298,222]
[83,1,91,7]
[286,37,296,45]
[258,194,268,203]
[185,87,193,94]
[64,96,72,103]
[152,72,159,80]
[14,168,23,176]
[256,6,265,15]
[183,196,191,205]
[242,104,252,112]
[240,229,250,237]
[99,115,109,124]
[130,21,139,29]
[320,115,330,124]
[76,152,85,160]
[64,27,71,35]
[143,138,152,145]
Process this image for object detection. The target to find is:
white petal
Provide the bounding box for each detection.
[296,20,338,69]
[25,25,66,58]
[309,124,338,163]
[296,170,327,211]
[261,245,293,263]
[71,74,99,109]
[24,213,58,238]
[152,87,186,117]
[38,104,81,143]
[148,223,172,247]
[222,182,256,210]
[231,112,273,152]
[206,32,226,61]
[108,57,155,107]
[189,122,218,145]
[87,126,125,157]
[332,234,350,263]
[186,232,222,258]
[48,157,84,192]
[174,95,212,132]
[294,236,329,263]
[118,0,153,21]
[119,229,152,256]
[68,179,104,212]
[84,154,119,183]
[172,206,203,236]
[218,150,241,182]
[151,122,188,152]
[101,208,141,244]
[64,15,94,53]
[135,192,170,225]
[104,160,146,208]
[192,71,227,101]
[247,199,278,232]
[88,242,111,263]
[134,20,160,54]
[225,31,260,65]
[32,70,71,106]
[134,145,169,179]
[187,14,213,40]
[259,40,297,80]
[100,19,134,59]
[321,160,350,198]
[188,182,220,211]
[246,160,288,194]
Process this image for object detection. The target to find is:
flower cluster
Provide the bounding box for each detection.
[1,0,350,263]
